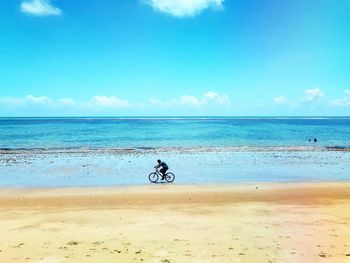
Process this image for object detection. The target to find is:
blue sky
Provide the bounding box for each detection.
[0,0,349,116]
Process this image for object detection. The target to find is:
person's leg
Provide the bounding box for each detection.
[163,168,168,179]
[160,168,165,179]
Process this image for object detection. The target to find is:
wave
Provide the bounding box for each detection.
[1,145,350,154]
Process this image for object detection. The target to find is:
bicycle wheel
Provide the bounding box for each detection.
[148,172,159,183]
[165,172,175,183]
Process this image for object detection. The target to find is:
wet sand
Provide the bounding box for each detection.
[0,183,350,262]
[1,147,350,187]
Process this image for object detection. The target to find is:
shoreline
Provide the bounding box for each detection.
[1,145,350,154]
[1,182,350,208]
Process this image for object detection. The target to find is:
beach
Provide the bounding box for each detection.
[0,183,350,263]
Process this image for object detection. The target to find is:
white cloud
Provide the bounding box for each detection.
[204,91,229,104]
[0,95,52,106]
[274,89,327,108]
[150,91,230,108]
[0,95,130,109]
[91,96,130,108]
[303,88,324,102]
[25,95,52,105]
[329,99,350,107]
[0,92,228,114]
[329,89,350,107]
[274,96,287,105]
[204,91,219,100]
[180,95,204,106]
[144,0,224,17]
[20,0,62,16]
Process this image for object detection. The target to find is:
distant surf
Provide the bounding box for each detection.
[1,145,350,155]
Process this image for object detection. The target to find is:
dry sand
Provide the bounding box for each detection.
[0,183,350,263]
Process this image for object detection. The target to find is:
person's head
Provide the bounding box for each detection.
[157,159,161,164]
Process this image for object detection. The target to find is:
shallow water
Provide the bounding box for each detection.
[1,149,349,187]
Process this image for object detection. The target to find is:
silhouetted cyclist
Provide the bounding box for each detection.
[154,159,169,180]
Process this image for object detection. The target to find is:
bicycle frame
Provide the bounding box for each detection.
[155,168,165,176]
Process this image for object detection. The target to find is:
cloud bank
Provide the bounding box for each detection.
[274,88,327,108]
[150,91,229,107]
[91,96,130,108]
[20,0,62,16]
[144,0,224,17]
[0,95,71,108]
[0,92,229,115]
[19,0,225,18]
[329,89,350,107]
[303,88,324,102]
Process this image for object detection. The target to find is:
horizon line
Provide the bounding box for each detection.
[1,115,350,118]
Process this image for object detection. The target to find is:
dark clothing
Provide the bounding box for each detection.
[160,167,168,175]
[156,161,169,179]
[156,161,168,170]
[160,161,168,169]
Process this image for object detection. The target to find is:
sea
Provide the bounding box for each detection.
[0,117,350,149]
[0,117,349,187]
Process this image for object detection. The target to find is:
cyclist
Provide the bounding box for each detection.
[154,159,169,180]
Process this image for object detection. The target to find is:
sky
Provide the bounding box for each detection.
[0,0,349,116]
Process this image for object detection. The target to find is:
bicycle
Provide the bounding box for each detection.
[148,168,175,183]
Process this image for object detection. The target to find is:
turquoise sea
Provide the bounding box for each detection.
[1,117,350,149]
[0,117,349,187]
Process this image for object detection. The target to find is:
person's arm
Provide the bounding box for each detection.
[154,164,160,168]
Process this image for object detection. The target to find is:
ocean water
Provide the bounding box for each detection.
[0,117,350,149]
[1,117,349,187]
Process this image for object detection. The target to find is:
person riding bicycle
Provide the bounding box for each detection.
[154,159,168,180]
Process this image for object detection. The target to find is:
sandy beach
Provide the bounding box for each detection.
[0,183,350,263]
